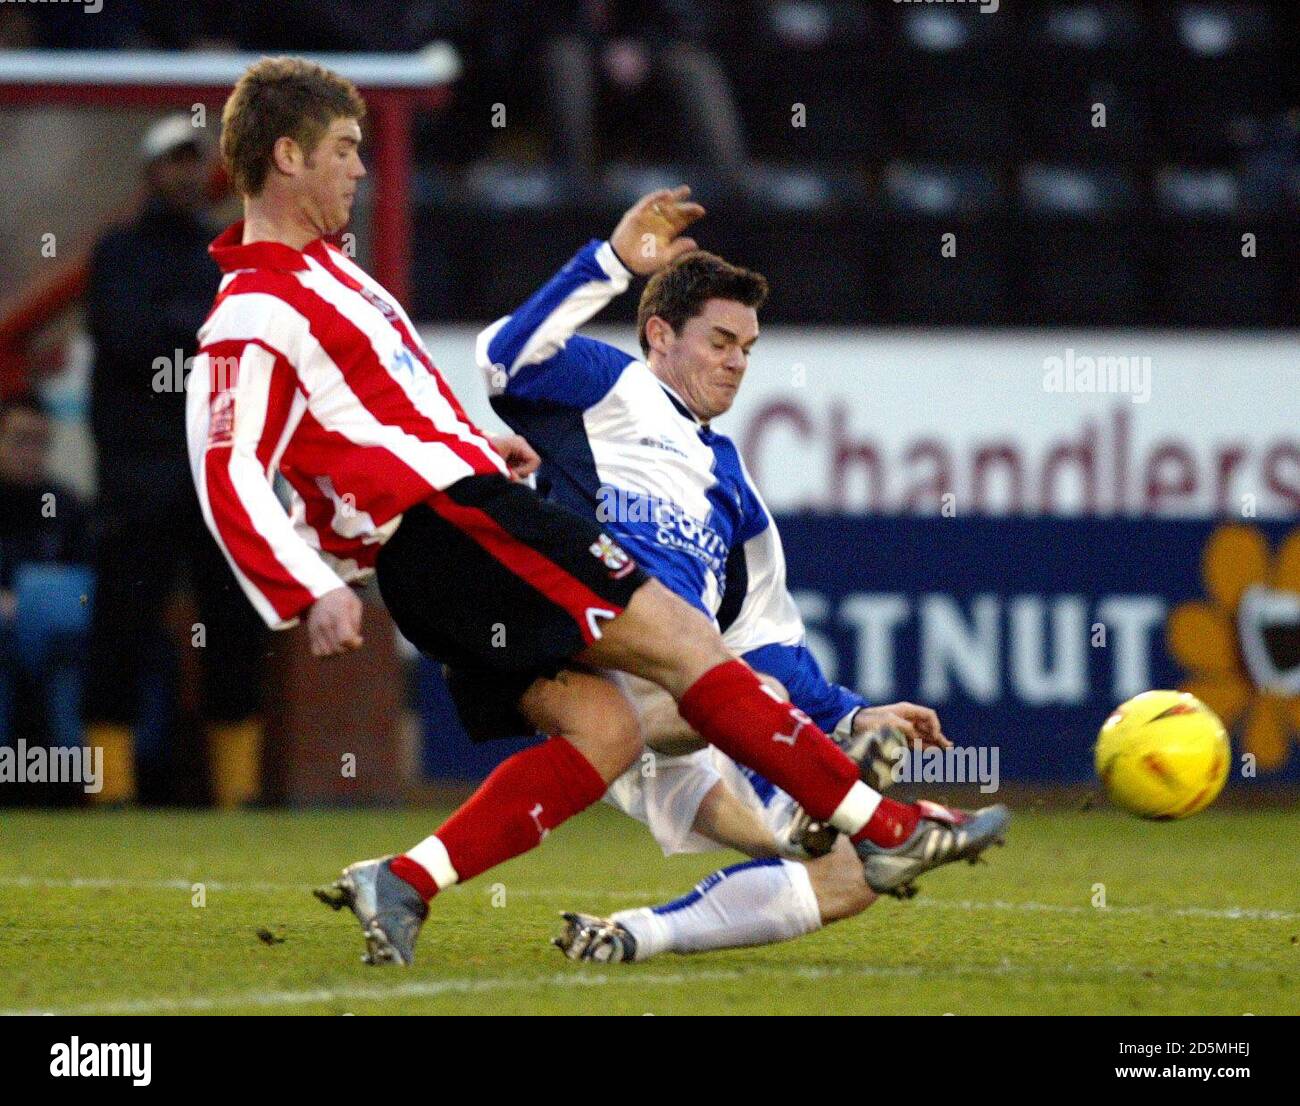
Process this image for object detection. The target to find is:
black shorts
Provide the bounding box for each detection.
[376,474,648,739]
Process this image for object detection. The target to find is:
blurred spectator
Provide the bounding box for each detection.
[532,1,748,188]
[82,115,267,807]
[0,394,92,766]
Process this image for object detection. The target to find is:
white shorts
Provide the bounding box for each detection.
[603,747,796,856]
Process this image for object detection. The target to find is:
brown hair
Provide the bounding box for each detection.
[220,56,366,197]
[636,251,769,354]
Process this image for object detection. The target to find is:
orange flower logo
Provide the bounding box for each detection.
[1168,525,1300,771]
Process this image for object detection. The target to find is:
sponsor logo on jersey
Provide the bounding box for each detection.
[359,284,399,321]
[649,501,728,580]
[389,346,420,377]
[637,434,690,459]
[595,486,729,584]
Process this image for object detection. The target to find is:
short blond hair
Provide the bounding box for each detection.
[220,56,366,197]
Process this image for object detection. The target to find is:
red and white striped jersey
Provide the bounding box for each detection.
[186,222,507,630]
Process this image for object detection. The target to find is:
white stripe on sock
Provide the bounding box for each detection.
[405,835,459,890]
[828,780,881,835]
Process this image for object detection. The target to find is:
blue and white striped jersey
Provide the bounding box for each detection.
[476,238,867,733]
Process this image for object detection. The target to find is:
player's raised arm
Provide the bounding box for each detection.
[607,185,705,276]
[476,186,704,406]
[186,340,352,639]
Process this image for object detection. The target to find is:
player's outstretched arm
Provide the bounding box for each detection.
[476,186,704,408]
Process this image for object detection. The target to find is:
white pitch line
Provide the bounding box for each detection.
[1,966,904,1016]
[0,874,1295,922]
[0,875,292,893]
[0,875,668,898]
[913,899,1300,923]
[2,959,1282,1018]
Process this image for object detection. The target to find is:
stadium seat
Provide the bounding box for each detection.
[1155,3,1283,164]
[407,169,466,321]
[1153,167,1283,325]
[1023,2,1148,78]
[1282,167,1300,326]
[1022,4,1153,165]
[1024,77,1155,167]
[598,162,729,209]
[878,163,1007,324]
[1013,164,1148,325]
[885,5,1014,163]
[733,166,878,323]
[725,2,884,163]
[433,163,599,322]
[460,160,575,211]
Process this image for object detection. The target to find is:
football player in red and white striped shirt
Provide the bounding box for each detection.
[192,58,1006,965]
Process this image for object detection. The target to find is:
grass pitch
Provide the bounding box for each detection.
[1,801,1297,1015]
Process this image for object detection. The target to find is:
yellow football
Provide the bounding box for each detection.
[1094,690,1230,819]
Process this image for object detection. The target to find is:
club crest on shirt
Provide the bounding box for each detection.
[208,389,235,447]
[589,533,634,577]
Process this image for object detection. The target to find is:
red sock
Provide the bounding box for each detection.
[850,796,920,848]
[389,855,439,900]
[392,736,606,899]
[677,660,860,822]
